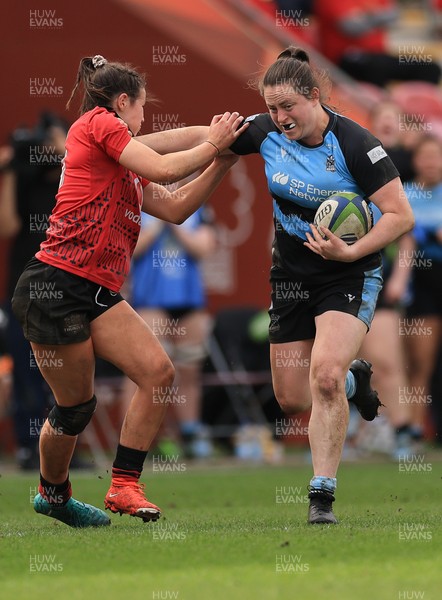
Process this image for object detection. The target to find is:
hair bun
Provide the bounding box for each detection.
[92,55,108,69]
[277,47,310,64]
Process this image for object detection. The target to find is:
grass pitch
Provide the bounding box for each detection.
[0,459,440,600]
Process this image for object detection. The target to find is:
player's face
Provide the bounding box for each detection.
[264,85,320,144]
[117,88,146,136]
[413,140,442,186]
[371,105,400,148]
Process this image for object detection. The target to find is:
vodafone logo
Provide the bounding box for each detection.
[272,172,289,185]
[125,208,141,224]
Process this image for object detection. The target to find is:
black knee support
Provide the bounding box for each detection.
[48,395,97,436]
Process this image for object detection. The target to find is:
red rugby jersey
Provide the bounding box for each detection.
[36,107,148,292]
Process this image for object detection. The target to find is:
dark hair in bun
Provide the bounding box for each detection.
[276,47,310,63]
[259,46,330,102]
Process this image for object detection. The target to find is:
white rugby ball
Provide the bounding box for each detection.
[313,192,373,245]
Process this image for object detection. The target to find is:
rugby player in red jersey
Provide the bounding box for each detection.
[12,55,247,527]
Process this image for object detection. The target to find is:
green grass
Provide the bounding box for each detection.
[0,460,441,600]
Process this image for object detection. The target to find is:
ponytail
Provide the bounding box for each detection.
[66,55,147,114]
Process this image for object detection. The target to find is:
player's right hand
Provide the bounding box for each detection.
[207,112,248,152]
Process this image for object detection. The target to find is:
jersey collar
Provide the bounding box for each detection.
[295,105,336,149]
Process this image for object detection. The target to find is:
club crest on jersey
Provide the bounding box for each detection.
[326,155,336,172]
[269,313,280,332]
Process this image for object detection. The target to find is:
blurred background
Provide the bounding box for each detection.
[1,0,442,469]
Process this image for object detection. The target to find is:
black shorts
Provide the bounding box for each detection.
[11,257,124,345]
[406,262,442,318]
[268,259,383,344]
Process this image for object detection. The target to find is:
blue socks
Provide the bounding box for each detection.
[310,476,337,494]
[345,370,356,399]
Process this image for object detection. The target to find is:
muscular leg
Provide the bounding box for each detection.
[270,339,313,415]
[91,301,175,451]
[120,308,172,429]
[30,340,95,484]
[308,311,368,477]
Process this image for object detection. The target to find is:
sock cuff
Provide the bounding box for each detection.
[309,476,337,494]
[112,467,141,478]
[345,370,356,400]
[39,475,72,505]
[113,443,148,473]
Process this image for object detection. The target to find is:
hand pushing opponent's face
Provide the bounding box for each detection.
[264,84,325,146]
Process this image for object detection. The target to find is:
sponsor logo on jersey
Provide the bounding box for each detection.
[245,114,260,123]
[326,155,336,172]
[367,145,387,164]
[125,208,141,224]
[272,172,289,185]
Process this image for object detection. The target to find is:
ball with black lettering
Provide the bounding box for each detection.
[313,192,373,245]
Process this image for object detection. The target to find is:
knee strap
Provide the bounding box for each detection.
[48,395,97,436]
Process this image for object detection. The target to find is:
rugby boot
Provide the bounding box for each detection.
[34,493,111,528]
[104,480,161,522]
[307,488,338,524]
[349,359,384,421]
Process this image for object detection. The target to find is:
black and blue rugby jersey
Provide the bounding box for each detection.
[231,107,399,280]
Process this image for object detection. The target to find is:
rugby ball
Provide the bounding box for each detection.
[313,192,373,245]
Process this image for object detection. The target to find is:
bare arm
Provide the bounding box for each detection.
[120,113,246,183]
[137,126,209,154]
[305,177,415,261]
[141,154,239,224]
[383,233,415,304]
[120,136,219,184]
[0,170,21,238]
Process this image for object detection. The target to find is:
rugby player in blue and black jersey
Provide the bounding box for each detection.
[140,47,414,525]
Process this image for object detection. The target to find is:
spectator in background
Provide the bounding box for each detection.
[314,0,441,87]
[272,0,317,45]
[125,195,217,458]
[358,204,415,458]
[0,113,67,469]
[275,0,313,16]
[369,101,415,183]
[404,135,442,445]
[354,100,415,459]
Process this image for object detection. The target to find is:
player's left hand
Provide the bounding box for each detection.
[304,224,356,262]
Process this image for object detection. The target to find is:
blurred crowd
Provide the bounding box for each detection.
[1,0,442,468]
